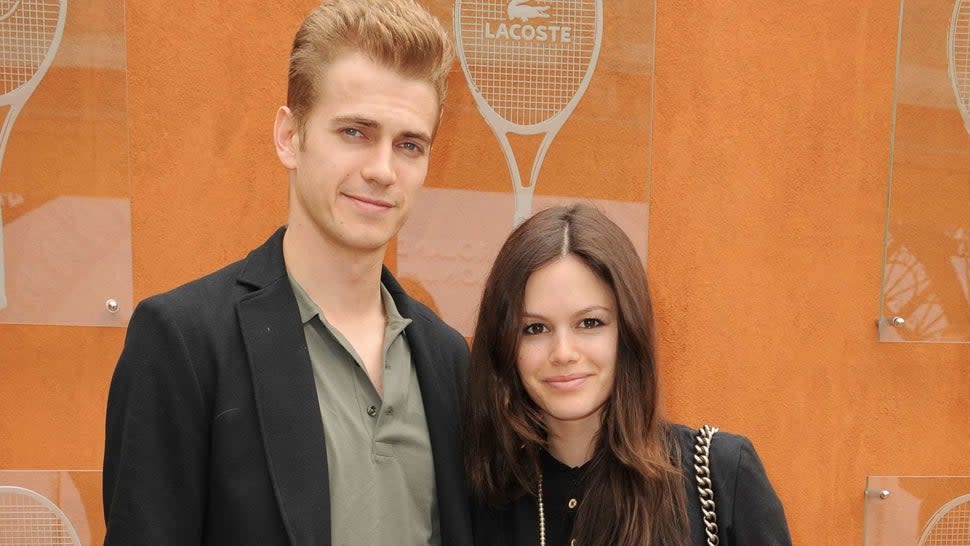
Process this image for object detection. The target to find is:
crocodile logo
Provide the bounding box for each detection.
[507,0,550,21]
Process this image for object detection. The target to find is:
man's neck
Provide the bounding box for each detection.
[282,224,386,320]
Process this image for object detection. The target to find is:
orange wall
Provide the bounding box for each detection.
[1,1,969,545]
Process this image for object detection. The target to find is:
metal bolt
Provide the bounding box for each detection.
[890,316,905,327]
[879,490,890,499]
[105,299,120,313]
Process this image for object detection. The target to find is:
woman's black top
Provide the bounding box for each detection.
[493,450,585,546]
[471,424,793,546]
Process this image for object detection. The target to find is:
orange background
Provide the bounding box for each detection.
[1,1,969,545]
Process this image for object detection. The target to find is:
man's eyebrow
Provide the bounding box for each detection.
[402,130,433,144]
[331,115,379,129]
[331,115,432,144]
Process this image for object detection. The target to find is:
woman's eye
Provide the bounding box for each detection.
[522,323,547,335]
[579,318,603,329]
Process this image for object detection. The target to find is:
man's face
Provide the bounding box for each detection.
[275,52,439,255]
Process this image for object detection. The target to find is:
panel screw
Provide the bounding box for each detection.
[879,490,891,499]
[105,299,120,314]
[890,316,905,327]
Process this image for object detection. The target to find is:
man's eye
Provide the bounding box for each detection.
[522,323,547,335]
[342,128,363,137]
[400,141,424,154]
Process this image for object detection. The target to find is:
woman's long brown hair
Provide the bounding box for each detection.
[463,203,689,546]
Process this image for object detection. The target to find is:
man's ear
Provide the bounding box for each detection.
[274,106,299,169]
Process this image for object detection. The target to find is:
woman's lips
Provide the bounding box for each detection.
[544,374,591,390]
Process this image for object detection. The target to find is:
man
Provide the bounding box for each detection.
[102,1,472,544]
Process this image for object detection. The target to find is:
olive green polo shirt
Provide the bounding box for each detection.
[288,274,440,546]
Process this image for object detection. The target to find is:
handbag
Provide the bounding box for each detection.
[694,425,720,546]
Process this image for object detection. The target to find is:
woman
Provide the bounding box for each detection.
[464,203,791,546]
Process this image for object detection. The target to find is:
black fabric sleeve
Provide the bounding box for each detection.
[103,298,209,545]
[720,435,793,546]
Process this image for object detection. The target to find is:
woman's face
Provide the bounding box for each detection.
[515,254,618,436]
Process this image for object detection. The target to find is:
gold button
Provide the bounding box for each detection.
[568,498,577,509]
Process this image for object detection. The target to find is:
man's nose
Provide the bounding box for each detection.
[361,143,396,186]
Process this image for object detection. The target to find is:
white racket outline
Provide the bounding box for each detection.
[917,493,970,546]
[454,0,604,226]
[948,0,970,134]
[0,485,82,545]
[0,0,68,310]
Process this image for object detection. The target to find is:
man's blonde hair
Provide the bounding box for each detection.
[287,0,455,137]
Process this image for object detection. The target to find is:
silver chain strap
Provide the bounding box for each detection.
[694,424,720,546]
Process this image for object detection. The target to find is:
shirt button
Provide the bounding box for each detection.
[367,405,378,417]
[568,498,578,509]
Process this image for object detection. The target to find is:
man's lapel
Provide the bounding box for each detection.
[236,228,331,546]
[382,269,463,486]
[381,269,460,456]
[385,269,472,544]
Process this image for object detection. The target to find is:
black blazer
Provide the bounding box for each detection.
[471,424,791,546]
[103,228,473,546]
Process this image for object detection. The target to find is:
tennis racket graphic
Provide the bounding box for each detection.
[0,0,67,310]
[0,485,81,545]
[455,0,603,225]
[949,0,970,133]
[917,493,970,546]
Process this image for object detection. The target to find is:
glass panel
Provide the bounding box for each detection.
[0,470,104,546]
[400,1,654,336]
[863,476,970,545]
[879,0,970,342]
[0,0,131,326]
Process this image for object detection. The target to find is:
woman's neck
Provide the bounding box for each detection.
[545,416,601,468]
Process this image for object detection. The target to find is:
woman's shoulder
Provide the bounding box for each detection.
[669,422,767,490]
[670,422,793,545]
[670,422,754,459]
